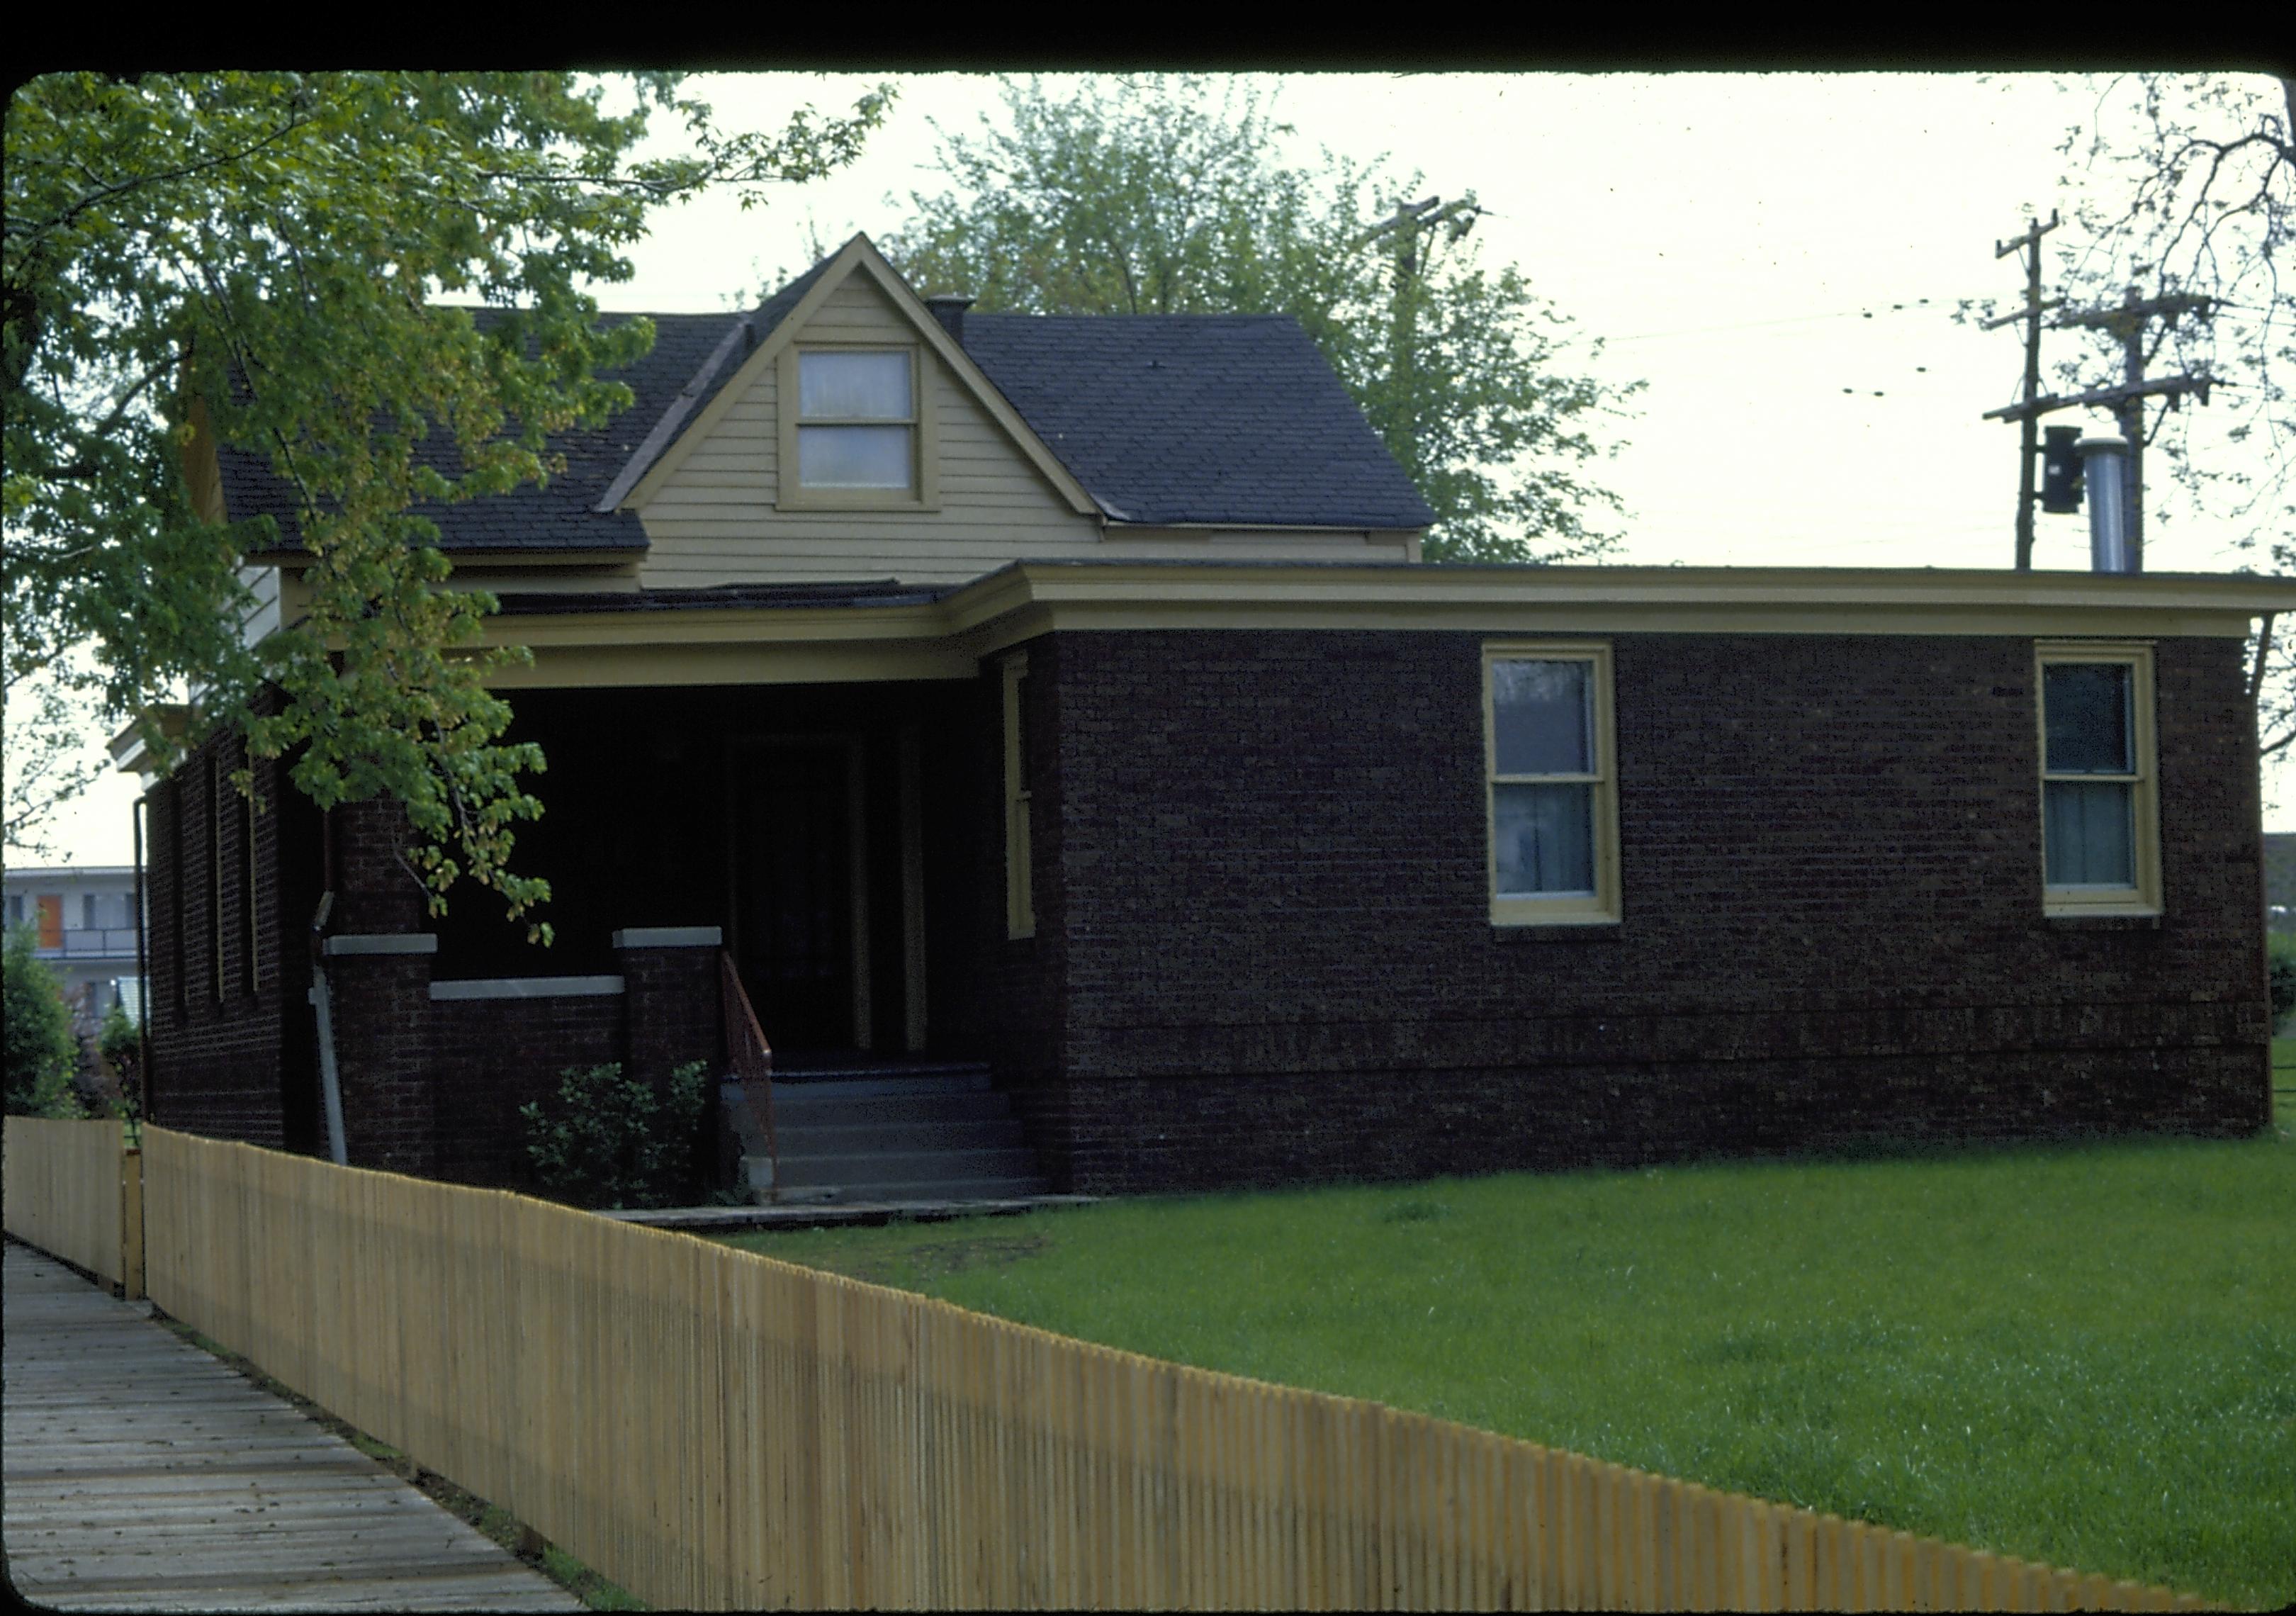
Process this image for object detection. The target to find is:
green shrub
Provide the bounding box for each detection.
[2269,932,2296,1032]
[97,999,142,1123]
[518,1060,711,1210]
[4,926,84,1118]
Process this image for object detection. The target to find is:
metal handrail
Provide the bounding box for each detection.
[719,950,777,1196]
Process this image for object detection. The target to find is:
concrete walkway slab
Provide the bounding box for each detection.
[2,1242,581,1612]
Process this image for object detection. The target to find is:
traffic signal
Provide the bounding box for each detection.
[2039,425,2083,514]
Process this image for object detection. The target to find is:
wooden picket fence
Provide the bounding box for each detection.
[2,1115,141,1296]
[23,1123,2202,1610]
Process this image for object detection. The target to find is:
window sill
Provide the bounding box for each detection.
[1490,914,1622,939]
[2043,908,2162,930]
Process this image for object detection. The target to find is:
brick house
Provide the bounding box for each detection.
[127,233,2294,1198]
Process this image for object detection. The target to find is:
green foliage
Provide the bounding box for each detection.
[96,997,142,1120]
[879,76,1640,564]
[730,1125,2296,1608]
[4,72,889,920]
[2269,932,2296,1029]
[4,926,84,1116]
[519,1059,711,1211]
[2040,75,2295,763]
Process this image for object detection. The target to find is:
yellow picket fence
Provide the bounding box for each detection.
[2,1115,141,1296]
[94,1125,2201,1610]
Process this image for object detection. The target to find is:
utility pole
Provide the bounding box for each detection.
[1982,212,2059,571]
[1352,195,1484,453]
[2052,287,2217,571]
[1983,276,2216,573]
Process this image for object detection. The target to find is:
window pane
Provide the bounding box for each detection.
[1492,660,1592,775]
[799,351,911,420]
[1495,783,1594,895]
[2044,780,2134,886]
[2044,663,2132,774]
[798,425,913,489]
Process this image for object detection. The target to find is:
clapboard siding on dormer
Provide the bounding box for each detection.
[637,264,1419,589]
[639,276,1102,589]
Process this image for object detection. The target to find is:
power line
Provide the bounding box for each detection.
[1585,297,1959,348]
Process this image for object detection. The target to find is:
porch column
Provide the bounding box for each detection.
[614,926,724,1084]
[315,799,439,1177]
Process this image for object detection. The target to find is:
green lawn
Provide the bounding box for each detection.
[724,1071,2296,1609]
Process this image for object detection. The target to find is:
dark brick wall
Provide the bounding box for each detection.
[140,627,2266,1202]
[143,725,317,1148]
[430,991,630,1189]
[1037,629,2270,1194]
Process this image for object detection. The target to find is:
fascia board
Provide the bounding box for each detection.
[458,563,2295,691]
[613,236,874,513]
[840,242,1102,517]
[612,235,1103,520]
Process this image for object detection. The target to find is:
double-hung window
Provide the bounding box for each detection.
[780,347,935,507]
[2037,642,2159,914]
[1484,643,1619,926]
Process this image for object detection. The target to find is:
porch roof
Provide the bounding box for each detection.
[473,559,2296,692]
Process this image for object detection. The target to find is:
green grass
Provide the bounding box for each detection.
[724,1108,2296,1609]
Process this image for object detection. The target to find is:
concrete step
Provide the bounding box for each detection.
[776,1146,1045,1189]
[769,1064,993,1093]
[773,1117,1028,1154]
[769,1089,1020,1127]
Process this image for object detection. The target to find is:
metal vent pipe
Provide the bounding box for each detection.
[2078,432,2134,573]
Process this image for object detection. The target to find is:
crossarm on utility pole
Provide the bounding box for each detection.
[1983,374,2217,423]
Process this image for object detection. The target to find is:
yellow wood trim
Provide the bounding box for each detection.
[449,563,2289,692]
[1002,653,1035,940]
[899,724,928,1052]
[182,397,227,524]
[618,235,872,512]
[2035,641,2161,916]
[775,340,942,513]
[842,240,1099,517]
[489,639,980,690]
[617,234,1098,517]
[1482,641,1621,928]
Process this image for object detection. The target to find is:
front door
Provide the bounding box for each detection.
[729,739,870,1053]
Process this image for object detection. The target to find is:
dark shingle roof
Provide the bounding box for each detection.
[962,314,1434,529]
[228,311,754,557]
[225,255,1432,556]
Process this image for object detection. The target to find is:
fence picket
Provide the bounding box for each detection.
[9,1125,2206,1614]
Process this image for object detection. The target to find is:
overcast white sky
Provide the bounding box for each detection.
[16,71,2290,868]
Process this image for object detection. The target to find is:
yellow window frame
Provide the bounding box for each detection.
[775,342,940,511]
[2035,640,2160,916]
[1483,641,1620,927]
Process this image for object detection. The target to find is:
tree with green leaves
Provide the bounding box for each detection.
[4,928,84,1118]
[880,76,1639,564]
[4,72,889,931]
[2047,73,2293,763]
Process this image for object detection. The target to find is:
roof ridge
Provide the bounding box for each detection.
[590,251,840,515]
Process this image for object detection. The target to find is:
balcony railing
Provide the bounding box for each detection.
[35,928,142,960]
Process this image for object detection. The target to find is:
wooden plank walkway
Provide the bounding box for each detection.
[3,1242,582,1612]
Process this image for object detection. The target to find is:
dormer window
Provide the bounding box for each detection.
[797,350,914,490]
[776,344,938,510]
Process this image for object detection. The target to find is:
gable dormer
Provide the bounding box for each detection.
[617,235,1431,589]
[614,237,1109,588]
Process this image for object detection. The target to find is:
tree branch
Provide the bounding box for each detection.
[10,106,319,249]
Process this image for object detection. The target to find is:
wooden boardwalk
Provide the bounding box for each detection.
[2,1242,581,1612]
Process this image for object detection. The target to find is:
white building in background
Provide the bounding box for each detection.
[3,864,143,1026]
